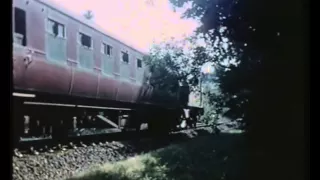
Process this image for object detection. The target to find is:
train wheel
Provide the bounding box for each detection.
[150,114,171,136]
[131,111,141,132]
[50,111,64,144]
[13,99,23,149]
[147,118,159,136]
[13,112,23,148]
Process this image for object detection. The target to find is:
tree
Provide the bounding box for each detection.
[168,0,306,134]
[145,38,225,127]
[168,0,306,179]
[143,40,193,105]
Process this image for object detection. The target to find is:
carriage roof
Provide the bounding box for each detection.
[36,0,148,55]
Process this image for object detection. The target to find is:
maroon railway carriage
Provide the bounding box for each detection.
[12,0,203,144]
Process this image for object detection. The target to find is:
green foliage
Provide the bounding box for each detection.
[145,41,193,84]
[67,134,246,180]
[142,44,181,104]
[143,40,197,105]
[167,0,306,179]
[169,0,305,131]
[144,37,225,124]
[196,74,220,124]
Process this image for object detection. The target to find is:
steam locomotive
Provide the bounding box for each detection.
[12,0,203,145]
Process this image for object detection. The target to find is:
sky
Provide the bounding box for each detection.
[50,0,200,53]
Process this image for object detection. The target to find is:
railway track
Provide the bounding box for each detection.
[14,123,210,157]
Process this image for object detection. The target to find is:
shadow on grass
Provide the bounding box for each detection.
[67,132,246,180]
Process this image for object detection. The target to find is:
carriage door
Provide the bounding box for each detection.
[13,7,27,88]
[14,7,27,46]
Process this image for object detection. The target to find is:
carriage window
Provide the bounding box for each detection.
[107,45,112,55]
[79,32,92,48]
[121,51,129,64]
[137,59,142,68]
[14,8,26,46]
[47,19,65,38]
[101,43,112,56]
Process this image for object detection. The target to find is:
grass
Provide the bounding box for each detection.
[67,133,247,180]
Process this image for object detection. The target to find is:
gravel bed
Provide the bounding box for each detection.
[12,127,215,180]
